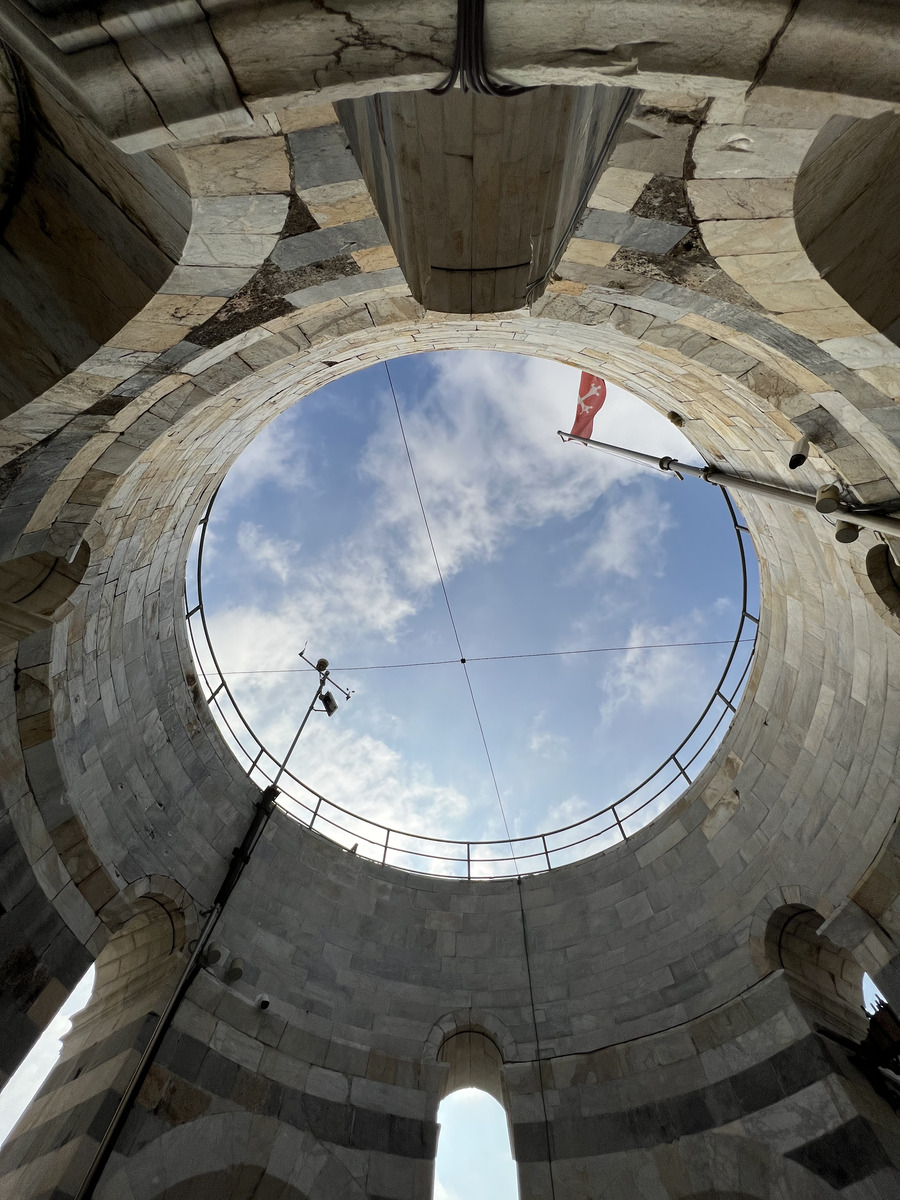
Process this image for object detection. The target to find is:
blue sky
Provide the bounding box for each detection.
[190,349,757,871]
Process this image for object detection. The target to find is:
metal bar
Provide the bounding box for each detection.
[542,835,552,872]
[673,755,691,784]
[716,689,736,713]
[612,806,627,842]
[207,680,225,702]
[75,786,278,1199]
[382,830,390,865]
[272,676,327,787]
[561,431,900,539]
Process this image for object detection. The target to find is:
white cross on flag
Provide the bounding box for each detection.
[569,373,607,440]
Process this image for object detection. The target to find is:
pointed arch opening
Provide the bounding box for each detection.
[435,1031,519,1200]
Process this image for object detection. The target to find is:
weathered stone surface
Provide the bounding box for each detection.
[3,28,900,1200]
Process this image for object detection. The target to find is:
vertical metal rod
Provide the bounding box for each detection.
[273,673,328,787]
[673,755,691,784]
[613,807,627,842]
[382,829,390,865]
[75,785,278,1199]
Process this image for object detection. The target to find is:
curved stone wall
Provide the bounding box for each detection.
[1,32,900,1200]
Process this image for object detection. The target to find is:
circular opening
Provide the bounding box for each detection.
[186,351,758,876]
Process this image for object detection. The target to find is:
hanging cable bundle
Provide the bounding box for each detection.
[431,0,532,96]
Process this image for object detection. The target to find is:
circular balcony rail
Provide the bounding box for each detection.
[185,486,758,879]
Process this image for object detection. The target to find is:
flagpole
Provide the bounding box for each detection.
[558,430,900,542]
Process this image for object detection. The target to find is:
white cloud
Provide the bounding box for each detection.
[284,718,471,836]
[543,792,593,829]
[207,354,698,660]
[598,607,730,719]
[528,713,569,759]
[216,420,308,512]
[236,523,299,583]
[573,491,673,580]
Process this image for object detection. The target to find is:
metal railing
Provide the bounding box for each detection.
[184,487,758,879]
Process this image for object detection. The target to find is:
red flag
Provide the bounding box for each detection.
[570,373,606,440]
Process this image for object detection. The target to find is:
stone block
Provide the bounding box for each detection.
[578,209,690,254]
[692,126,818,179]
[588,168,654,213]
[561,240,619,269]
[284,268,405,309]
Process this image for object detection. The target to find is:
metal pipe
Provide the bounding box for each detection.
[75,785,278,1200]
[272,672,328,786]
[560,431,900,540]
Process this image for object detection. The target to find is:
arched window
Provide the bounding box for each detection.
[435,1031,518,1200]
[0,964,95,1148]
[863,973,888,1014]
[763,904,867,1041]
[435,1089,518,1200]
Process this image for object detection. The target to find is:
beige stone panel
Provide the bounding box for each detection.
[309,191,378,228]
[775,308,877,341]
[701,218,804,257]
[365,296,426,327]
[561,240,619,269]
[298,179,367,205]
[277,104,339,132]
[587,167,653,213]
[546,279,586,296]
[107,295,225,351]
[717,250,820,287]
[738,279,843,314]
[858,366,900,399]
[687,177,795,220]
[261,312,310,335]
[351,245,400,272]
[166,138,290,197]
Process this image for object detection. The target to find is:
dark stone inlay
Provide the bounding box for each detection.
[281,194,320,239]
[134,1040,437,1159]
[786,1116,894,1188]
[0,1087,123,1171]
[514,1033,836,1162]
[82,394,133,418]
